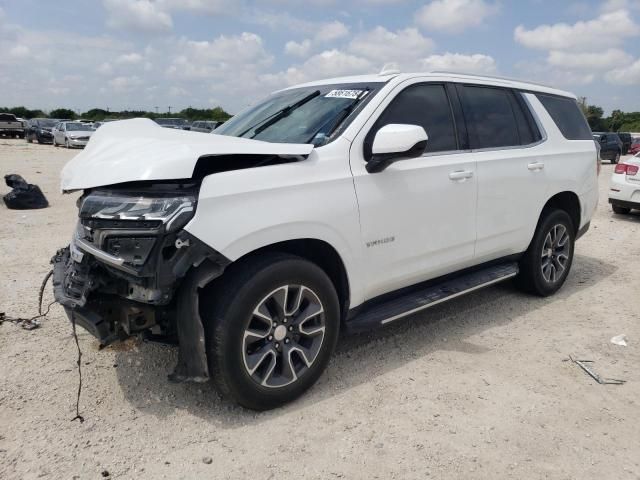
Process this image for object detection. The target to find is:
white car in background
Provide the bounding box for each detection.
[609,152,640,214]
[52,121,95,148]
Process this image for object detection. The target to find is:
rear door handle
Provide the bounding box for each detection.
[449,170,474,181]
[528,162,545,171]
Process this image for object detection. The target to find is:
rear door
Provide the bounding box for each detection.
[350,81,477,300]
[456,84,546,261]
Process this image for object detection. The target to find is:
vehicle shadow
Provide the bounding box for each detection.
[112,253,616,427]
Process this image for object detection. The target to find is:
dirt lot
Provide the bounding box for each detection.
[1,138,639,479]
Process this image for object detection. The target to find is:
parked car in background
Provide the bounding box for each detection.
[54,72,598,410]
[190,120,221,133]
[52,121,95,148]
[25,118,59,144]
[628,137,640,156]
[0,112,25,138]
[154,118,190,130]
[609,152,640,214]
[617,132,632,155]
[593,132,623,163]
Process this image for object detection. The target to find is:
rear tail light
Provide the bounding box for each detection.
[614,163,639,175]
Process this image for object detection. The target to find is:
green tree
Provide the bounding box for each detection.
[49,108,76,119]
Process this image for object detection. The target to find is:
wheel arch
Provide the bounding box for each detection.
[232,238,351,321]
[540,191,581,234]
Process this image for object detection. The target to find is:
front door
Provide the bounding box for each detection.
[350,81,477,300]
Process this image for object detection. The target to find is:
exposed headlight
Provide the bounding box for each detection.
[80,190,197,232]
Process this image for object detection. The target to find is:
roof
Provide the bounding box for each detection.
[282,71,577,99]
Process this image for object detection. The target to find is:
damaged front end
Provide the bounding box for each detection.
[52,182,229,382]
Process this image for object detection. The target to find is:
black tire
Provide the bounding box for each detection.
[612,205,631,215]
[203,253,340,410]
[516,209,575,296]
[612,151,621,164]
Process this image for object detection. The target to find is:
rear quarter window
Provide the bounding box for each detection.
[535,94,592,140]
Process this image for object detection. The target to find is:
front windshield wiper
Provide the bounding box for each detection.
[306,88,370,145]
[237,90,321,138]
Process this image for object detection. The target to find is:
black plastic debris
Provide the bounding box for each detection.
[2,174,49,209]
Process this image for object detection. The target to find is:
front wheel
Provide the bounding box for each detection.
[204,253,340,410]
[516,210,575,296]
[65,138,70,148]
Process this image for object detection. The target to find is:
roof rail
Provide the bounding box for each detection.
[429,71,552,89]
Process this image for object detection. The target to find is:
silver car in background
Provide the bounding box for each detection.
[52,122,95,148]
[190,120,222,133]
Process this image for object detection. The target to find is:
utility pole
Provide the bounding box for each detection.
[168,106,171,114]
[155,106,159,114]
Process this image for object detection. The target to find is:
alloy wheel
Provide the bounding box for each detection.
[242,284,326,388]
[540,224,571,283]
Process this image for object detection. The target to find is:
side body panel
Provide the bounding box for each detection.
[185,137,368,306]
[348,77,478,301]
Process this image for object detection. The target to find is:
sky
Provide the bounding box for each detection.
[1,0,639,115]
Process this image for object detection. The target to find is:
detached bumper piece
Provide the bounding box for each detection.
[52,229,229,381]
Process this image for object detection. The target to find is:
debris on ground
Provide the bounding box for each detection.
[3,173,49,209]
[570,355,626,385]
[610,334,628,347]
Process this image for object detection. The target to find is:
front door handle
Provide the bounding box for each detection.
[449,170,474,181]
[528,162,545,171]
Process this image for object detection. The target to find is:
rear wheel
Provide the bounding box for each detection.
[204,253,340,410]
[612,204,631,215]
[517,210,575,296]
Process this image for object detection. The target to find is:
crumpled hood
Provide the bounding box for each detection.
[60,118,314,191]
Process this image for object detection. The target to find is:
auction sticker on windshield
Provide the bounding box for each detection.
[325,89,368,99]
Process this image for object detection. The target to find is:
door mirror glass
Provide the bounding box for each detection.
[367,124,428,173]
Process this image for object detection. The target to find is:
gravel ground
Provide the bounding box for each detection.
[1,138,639,479]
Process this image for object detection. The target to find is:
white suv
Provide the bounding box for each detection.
[53,72,599,410]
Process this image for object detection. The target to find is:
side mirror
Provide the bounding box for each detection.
[366,124,428,173]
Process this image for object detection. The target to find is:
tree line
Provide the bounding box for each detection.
[0,106,233,122]
[578,98,640,132]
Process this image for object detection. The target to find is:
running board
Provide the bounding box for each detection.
[346,262,519,333]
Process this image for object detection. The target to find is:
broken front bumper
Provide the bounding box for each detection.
[51,228,230,382]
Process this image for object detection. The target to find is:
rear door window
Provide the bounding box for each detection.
[458,85,520,149]
[372,83,458,153]
[535,93,592,140]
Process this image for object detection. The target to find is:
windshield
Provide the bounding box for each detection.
[66,123,90,131]
[39,119,58,128]
[215,83,384,146]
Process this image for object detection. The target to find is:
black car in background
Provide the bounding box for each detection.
[593,132,623,163]
[25,118,59,144]
[617,132,632,154]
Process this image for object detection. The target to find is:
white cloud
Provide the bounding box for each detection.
[606,59,640,84]
[314,20,349,42]
[547,48,634,70]
[420,52,497,73]
[348,27,435,65]
[9,44,29,58]
[116,52,143,64]
[103,0,173,33]
[285,39,312,57]
[109,75,143,91]
[415,0,499,32]
[514,9,638,51]
[158,0,235,15]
